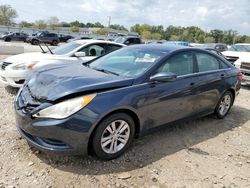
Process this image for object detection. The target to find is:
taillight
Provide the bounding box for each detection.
[237,72,243,81]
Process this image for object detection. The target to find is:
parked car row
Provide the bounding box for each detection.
[0,32,29,42]
[0,31,75,46]
[0,39,245,160]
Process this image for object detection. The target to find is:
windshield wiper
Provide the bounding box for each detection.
[92,67,120,76]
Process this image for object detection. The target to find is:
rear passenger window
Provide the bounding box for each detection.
[220,60,229,69]
[196,53,220,72]
[157,52,194,76]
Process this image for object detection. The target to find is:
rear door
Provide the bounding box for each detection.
[192,51,229,113]
[12,33,20,41]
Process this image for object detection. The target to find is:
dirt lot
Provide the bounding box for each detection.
[0,55,250,188]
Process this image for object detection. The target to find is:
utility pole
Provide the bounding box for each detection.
[108,16,111,28]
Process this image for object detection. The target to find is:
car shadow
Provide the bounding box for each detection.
[241,85,250,90]
[35,105,250,175]
[4,86,19,95]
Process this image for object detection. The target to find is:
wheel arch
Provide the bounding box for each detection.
[87,108,141,154]
[226,88,236,103]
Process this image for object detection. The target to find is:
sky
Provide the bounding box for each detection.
[2,0,250,35]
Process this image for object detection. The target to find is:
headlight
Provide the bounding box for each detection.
[11,61,38,70]
[12,64,27,70]
[234,59,241,69]
[33,94,96,119]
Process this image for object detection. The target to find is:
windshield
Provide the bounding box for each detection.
[228,44,250,52]
[50,42,82,55]
[89,47,168,77]
[115,37,126,44]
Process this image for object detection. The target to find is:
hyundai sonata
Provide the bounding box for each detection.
[15,44,242,160]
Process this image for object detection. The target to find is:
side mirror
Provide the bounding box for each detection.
[150,72,177,82]
[74,52,86,57]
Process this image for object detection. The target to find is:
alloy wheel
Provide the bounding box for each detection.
[101,120,130,154]
[218,94,231,116]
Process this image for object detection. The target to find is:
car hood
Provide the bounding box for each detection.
[222,51,250,57]
[3,52,73,65]
[27,64,134,101]
[4,52,52,64]
[236,53,250,62]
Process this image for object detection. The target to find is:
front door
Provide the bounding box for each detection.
[145,51,198,128]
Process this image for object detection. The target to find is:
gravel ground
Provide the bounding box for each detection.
[0,55,250,188]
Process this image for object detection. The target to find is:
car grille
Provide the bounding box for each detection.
[1,62,12,70]
[225,56,239,63]
[241,62,250,70]
[17,85,41,114]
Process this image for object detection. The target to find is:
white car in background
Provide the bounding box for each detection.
[222,43,250,85]
[234,55,250,85]
[0,40,125,87]
[222,43,250,63]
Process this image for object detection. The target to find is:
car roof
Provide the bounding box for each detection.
[127,44,187,52]
[234,43,250,45]
[73,39,126,46]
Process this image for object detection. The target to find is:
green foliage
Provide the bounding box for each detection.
[70,20,80,27]
[141,30,151,39]
[34,20,47,29]
[131,24,164,40]
[130,24,249,44]
[71,26,79,32]
[94,22,104,28]
[19,21,32,27]
[47,16,60,30]
[0,4,17,25]
[95,27,109,35]
[110,24,128,31]
[204,36,215,43]
[60,22,70,27]
[244,36,250,43]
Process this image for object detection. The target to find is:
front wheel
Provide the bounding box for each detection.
[215,91,233,119]
[92,113,135,160]
[4,37,11,42]
[32,40,39,45]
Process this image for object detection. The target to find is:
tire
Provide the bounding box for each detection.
[51,40,58,46]
[4,37,11,42]
[32,40,39,45]
[214,91,233,119]
[92,113,135,160]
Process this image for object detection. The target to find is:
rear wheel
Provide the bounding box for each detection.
[92,113,135,160]
[215,91,233,119]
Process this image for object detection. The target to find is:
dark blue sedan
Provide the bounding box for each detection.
[15,44,242,160]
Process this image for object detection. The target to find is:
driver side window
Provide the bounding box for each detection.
[156,52,194,76]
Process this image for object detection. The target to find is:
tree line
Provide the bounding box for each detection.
[1,4,250,44]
